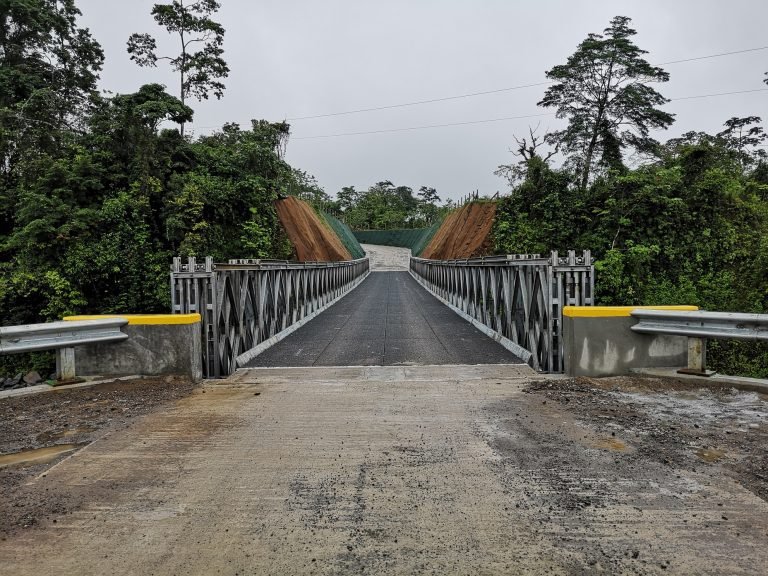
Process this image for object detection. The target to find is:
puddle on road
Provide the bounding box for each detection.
[36,427,95,443]
[696,448,726,463]
[0,444,83,468]
[594,438,629,451]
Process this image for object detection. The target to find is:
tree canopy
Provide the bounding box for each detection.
[494,114,768,376]
[331,181,450,230]
[539,16,674,189]
[127,0,229,134]
[0,2,297,376]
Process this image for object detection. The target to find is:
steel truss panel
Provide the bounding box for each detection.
[171,257,369,378]
[410,250,594,372]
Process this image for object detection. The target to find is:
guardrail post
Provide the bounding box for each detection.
[56,347,76,381]
[679,337,712,376]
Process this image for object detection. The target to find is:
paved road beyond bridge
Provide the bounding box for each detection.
[247,245,523,367]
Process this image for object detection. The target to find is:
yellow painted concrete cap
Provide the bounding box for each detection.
[562,305,699,318]
[64,314,201,325]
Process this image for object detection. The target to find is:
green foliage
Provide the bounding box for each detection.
[0,269,86,325]
[1,76,302,333]
[0,5,319,377]
[128,0,228,101]
[0,0,104,244]
[127,0,229,134]
[336,181,449,230]
[240,208,274,258]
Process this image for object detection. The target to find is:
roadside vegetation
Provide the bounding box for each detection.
[491,17,768,376]
[331,182,450,231]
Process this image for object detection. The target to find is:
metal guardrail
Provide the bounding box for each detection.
[631,310,768,375]
[0,319,129,381]
[171,256,370,378]
[630,310,768,340]
[410,250,594,372]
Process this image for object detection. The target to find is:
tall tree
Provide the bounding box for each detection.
[127,0,229,135]
[538,16,674,189]
[336,186,359,213]
[716,116,767,168]
[0,0,103,133]
[417,186,441,224]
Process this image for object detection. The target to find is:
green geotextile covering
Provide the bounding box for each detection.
[321,213,366,259]
[353,222,441,256]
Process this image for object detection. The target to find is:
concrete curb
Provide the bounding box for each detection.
[235,271,372,367]
[631,367,768,394]
[408,270,533,365]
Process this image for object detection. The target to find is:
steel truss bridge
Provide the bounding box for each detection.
[171,251,593,378]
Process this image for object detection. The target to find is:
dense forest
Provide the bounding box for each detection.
[1,1,300,328]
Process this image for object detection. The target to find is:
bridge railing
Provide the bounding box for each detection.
[171,256,370,378]
[409,251,594,372]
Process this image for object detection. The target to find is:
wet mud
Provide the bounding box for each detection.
[0,376,197,533]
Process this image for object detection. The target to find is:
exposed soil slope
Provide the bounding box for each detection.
[421,201,496,259]
[275,197,352,262]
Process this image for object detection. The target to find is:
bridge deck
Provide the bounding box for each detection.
[246,271,524,367]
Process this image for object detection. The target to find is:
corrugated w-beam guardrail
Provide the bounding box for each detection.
[410,251,594,373]
[171,256,370,378]
[631,310,768,375]
[0,319,129,382]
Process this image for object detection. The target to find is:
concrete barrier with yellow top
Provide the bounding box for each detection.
[63,314,202,381]
[562,306,699,377]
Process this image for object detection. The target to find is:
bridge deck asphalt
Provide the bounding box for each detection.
[246,271,524,367]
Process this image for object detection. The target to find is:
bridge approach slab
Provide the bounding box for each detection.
[2,365,766,574]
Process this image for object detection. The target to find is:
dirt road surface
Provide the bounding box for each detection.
[0,377,197,533]
[360,243,410,271]
[1,366,767,575]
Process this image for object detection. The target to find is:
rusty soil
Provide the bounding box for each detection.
[421,201,496,259]
[0,367,766,574]
[275,196,351,261]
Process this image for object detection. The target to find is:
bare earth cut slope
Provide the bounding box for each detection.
[275,196,352,262]
[421,201,496,259]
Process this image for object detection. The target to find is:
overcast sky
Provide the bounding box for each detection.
[78,0,767,201]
